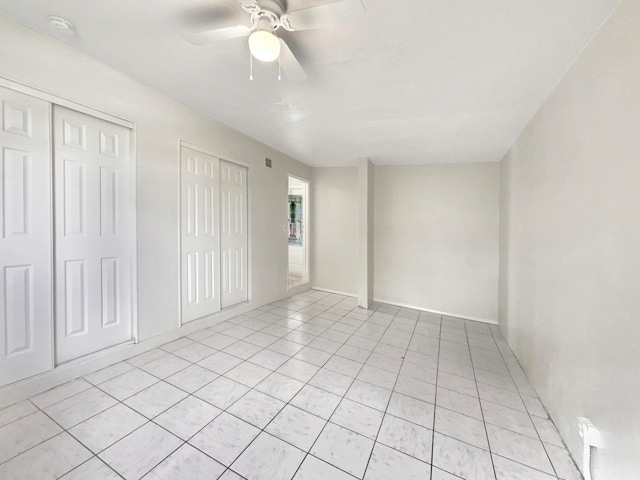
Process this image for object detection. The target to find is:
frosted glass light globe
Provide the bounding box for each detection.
[248,30,281,62]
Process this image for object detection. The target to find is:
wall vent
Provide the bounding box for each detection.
[265,158,272,168]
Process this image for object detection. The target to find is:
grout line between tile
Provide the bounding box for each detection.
[429,313,444,480]
[360,308,430,479]
[487,326,565,478]
[0,291,575,480]
[464,319,498,480]
[287,305,402,479]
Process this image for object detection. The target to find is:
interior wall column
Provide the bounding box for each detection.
[358,157,374,308]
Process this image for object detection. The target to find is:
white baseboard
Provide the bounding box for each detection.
[0,302,255,409]
[287,282,311,296]
[373,297,498,325]
[311,286,357,298]
[311,288,497,324]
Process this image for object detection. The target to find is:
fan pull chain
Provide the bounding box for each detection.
[278,55,282,81]
[249,52,254,81]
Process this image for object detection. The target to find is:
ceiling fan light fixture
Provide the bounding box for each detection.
[248,18,281,62]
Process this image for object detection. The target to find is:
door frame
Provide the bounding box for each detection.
[287,174,310,291]
[0,77,134,129]
[178,140,252,325]
[0,77,139,364]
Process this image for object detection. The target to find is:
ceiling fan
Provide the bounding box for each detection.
[184,0,365,82]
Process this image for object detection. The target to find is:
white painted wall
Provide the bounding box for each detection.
[374,164,500,322]
[0,16,310,344]
[499,0,640,477]
[311,167,358,296]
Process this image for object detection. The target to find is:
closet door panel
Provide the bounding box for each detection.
[0,87,52,386]
[181,147,220,323]
[54,106,133,364]
[220,160,247,308]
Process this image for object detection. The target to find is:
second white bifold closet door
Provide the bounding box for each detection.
[220,159,247,308]
[181,147,220,322]
[54,106,133,363]
[181,148,247,324]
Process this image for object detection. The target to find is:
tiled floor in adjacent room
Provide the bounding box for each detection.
[0,290,583,480]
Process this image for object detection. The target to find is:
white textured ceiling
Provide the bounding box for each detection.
[0,0,619,166]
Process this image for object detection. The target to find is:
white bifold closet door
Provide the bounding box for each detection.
[180,147,220,323]
[53,106,133,364]
[0,87,53,386]
[220,160,247,308]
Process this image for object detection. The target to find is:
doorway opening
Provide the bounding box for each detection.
[288,176,309,288]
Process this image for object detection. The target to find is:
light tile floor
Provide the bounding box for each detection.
[288,272,304,288]
[0,290,583,480]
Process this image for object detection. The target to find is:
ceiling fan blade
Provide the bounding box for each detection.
[279,38,307,83]
[184,25,251,45]
[283,0,365,31]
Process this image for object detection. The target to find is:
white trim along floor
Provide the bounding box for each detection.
[0,289,582,479]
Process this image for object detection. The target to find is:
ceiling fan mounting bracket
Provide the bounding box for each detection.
[279,14,295,32]
[238,0,309,33]
[241,0,287,31]
[251,10,281,31]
